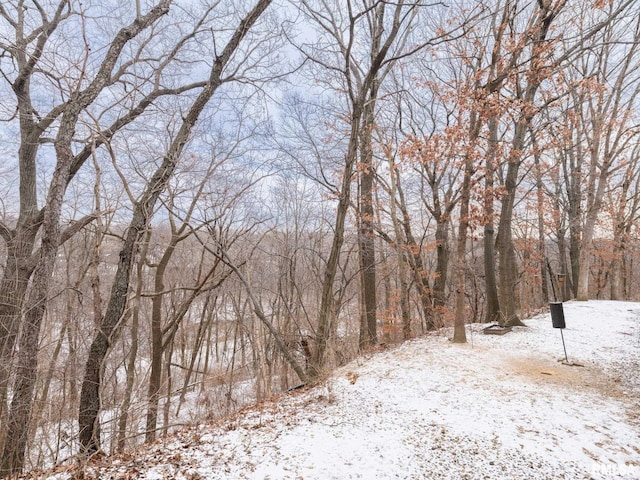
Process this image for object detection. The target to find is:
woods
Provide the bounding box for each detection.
[1,0,640,475]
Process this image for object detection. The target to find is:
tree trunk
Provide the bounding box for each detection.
[176,294,215,416]
[536,171,549,305]
[308,0,418,375]
[433,214,450,318]
[0,233,38,451]
[0,1,179,471]
[388,159,412,340]
[483,118,500,322]
[567,197,581,299]
[577,159,609,301]
[117,232,148,452]
[78,215,141,453]
[453,157,472,344]
[496,158,525,327]
[1,132,74,475]
[311,105,362,376]
[216,250,308,384]
[532,138,549,306]
[0,125,45,457]
[357,90,378,349]
[576,223,594,301]
[116,307,139,453]
[611,222,633,301]
[145,233,177,443]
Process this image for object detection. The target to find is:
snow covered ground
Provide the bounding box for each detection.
[29,300,640,479]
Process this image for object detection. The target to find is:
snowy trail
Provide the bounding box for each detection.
[34,300,640,480]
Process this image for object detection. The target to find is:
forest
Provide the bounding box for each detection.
[1,0,639,476]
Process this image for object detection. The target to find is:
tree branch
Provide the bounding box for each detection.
[0,222,13,242]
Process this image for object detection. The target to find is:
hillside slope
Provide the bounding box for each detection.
[29,300,640,479]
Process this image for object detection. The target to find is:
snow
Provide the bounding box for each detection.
[27,300,640,479]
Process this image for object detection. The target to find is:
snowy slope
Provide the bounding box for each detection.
[29,300,640,480]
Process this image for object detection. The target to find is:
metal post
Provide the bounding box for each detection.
[559,329,569,363]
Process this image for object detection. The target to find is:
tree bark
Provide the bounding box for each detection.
[357,89,379,349]
[116,231,149,453]
[452,156,473,344]
[1,121,77,475]
[388,158,412,340]
[312,107,360,376]
[145,233,177,444]
[483,117,500,322]
[433,213,450,319]
[496,142,526,327]
[534,147,549,305]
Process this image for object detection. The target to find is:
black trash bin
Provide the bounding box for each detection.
[549,301,566,329]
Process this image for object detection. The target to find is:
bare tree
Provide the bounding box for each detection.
[571,13,640,300]
[77,0,274,455]
[143,156,241,444]
[0,0,199,473]
[294,0,454,375]
[606,146,640,299]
